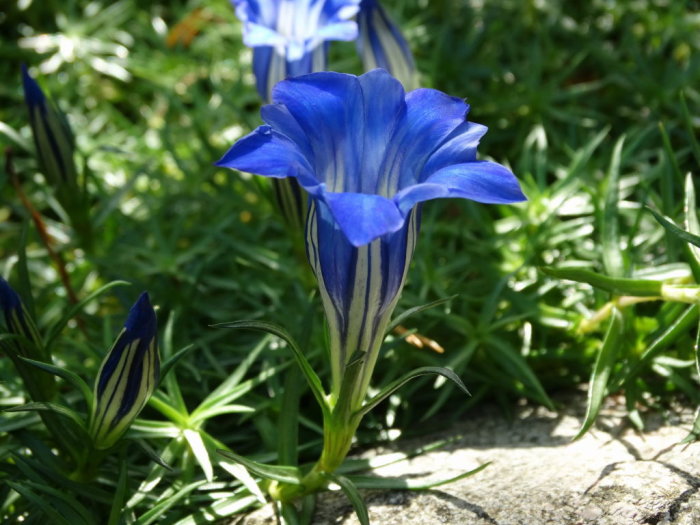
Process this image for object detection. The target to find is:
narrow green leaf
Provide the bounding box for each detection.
[218,460,266,504]
[216,449,302,485]
[386,295,458,333]
[612,304,698,391]
[487,338,555,410]
[602,136,625,278]
[540,266,662,296]
[575,307,624,439]
[161,311,187,414]
[356,366,469,419]
[44,280,131,349]
[348,462,490,490]
[280,502,301,525]
[159,344,195,383]
[107,460,128,525]
[215,321,329,417]
[172,495,259,525]
[648,207,700,249]
[18,356,93,410]
[278,366,302,466]
[680,409,700,444]
[324,473,369,525]
[684,173,700,277]
[184,429,213,482]
[132,480,208,525]
[17,222,36,319]
[6,481,73,525]
[5,402,87,435]
[126,439,186,510]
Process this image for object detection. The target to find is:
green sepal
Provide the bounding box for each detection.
[215,320,329,417]
[355,366,469,419]
[216,449,303,485]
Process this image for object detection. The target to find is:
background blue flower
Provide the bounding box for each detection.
[232,0,361,99]
[357,0,416,88]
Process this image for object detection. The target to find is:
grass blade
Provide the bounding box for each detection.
[575,307,624,439]
[324,473,369,525]
[356,366,469,419]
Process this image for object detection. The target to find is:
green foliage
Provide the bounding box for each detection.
[1,0,700,522]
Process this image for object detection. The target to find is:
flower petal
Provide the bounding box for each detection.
[215,125,313,178]
[271,72,364,192]
[421,120,487,176]
[395,161,526,214]
[242,22,286,47]
[357,69,406,194]
[379,87,468,195]
[323,191,404,246]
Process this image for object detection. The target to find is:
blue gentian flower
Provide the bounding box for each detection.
[357,0,416,88]
[89,293,159,450]
[231,0,361,100]
[21,64,78,188]
[217,69,525,404]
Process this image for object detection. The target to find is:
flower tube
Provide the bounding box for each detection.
[356,0,416,88]
[89,293,159,450]
[218,69,524,476]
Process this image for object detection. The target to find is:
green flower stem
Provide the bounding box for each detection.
[269,354,369,502]
[70,442,107,483]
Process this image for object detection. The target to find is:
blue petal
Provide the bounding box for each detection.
[242,22,286,47]
[271,72,364,192]
[381,88,468,195]
[421,120,486,176]
[315,20,359,42]
[216,125,313,178]
[357,69,406,195]
[395,161,526,214]
[323,191,404,246]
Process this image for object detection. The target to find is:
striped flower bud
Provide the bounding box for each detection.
[21,64,78,188]
[0,277,55,399]
[89,293,159,450]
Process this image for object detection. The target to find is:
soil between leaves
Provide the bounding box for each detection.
[234,393,700,525]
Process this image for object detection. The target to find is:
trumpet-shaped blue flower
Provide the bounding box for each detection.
[232,0,361,99]
[89,293,159,450]
[217,69,525,404]
[357,0,415,88]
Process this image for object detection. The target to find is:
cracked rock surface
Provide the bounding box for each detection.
[234,394,700,525]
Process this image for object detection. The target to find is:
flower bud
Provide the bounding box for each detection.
[89,293,159,450]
